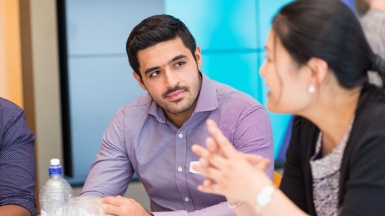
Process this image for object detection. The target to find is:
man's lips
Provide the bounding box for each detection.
[166,90,186,101]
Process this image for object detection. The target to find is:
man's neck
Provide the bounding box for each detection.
[166,112,192,128]
[164,99,198,128]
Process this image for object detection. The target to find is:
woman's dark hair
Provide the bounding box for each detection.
[273,0,385,90]
[126,14,196,78]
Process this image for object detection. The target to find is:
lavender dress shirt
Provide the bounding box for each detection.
[81,74,273,215]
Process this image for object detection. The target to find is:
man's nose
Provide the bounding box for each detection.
[164,69,178,88]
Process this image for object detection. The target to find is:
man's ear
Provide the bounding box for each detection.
[132,72,147,91]
[195,46,202,69]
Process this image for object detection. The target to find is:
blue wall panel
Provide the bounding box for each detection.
[66,0,164,55]
[342,0,355,11]
[165,0,258,51]
[201,52,261,101]
[257,0,293,49]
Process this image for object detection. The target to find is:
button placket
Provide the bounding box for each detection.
[175,129,193,210]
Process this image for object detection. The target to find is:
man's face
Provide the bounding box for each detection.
[133,37,202,116]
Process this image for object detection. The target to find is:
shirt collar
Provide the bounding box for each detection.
[194,73,219,113]
[147,72,219,123]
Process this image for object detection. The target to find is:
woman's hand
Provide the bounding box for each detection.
[192,119,272,205]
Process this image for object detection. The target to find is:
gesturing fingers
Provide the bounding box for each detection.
[242,154,265,165]
[192,144,227,170]
[206,120,237,159]
[197,182,226,197]
[256,158,270,171]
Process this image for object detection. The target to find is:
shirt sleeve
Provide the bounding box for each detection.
[231,105,274,179]
[151,202,235,216]
[0,104,37,216]
[81,110,134,197]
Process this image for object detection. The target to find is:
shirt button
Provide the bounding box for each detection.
[178,166,182,172]
[184,197,189,202]
[178,133,183,138]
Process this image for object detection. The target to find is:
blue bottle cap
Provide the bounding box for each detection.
[48,158,63,175]
[49,165,63,175]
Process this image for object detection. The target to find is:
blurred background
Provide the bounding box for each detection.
[0,0,355,210]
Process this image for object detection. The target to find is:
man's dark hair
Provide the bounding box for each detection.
[126,14,197,78]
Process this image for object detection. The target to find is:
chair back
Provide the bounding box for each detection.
[273,171,282,187]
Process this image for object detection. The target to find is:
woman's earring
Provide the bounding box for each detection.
[308,84,315,93]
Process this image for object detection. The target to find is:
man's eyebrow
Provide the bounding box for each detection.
[170,55,187,63]
[144,66,160,75]
[144,55,188,75]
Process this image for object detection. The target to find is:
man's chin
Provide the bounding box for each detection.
[166,108,189,115]
[170,98,183,103]
[164,104,192,115]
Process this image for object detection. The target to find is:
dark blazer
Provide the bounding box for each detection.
[280,84,385,216]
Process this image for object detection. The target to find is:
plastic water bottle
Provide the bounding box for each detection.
[39,158,73,216]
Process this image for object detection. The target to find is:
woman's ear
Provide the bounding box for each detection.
[306,57,328,86]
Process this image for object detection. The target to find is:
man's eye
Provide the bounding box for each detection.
[150,71,160,77]
[175,61,185,67]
